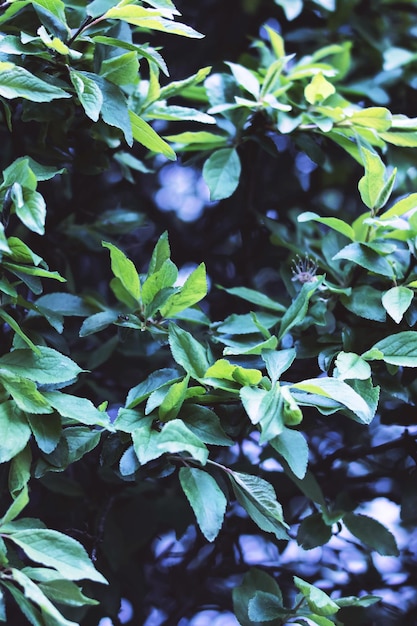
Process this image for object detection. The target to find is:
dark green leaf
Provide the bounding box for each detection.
[343,512,399,556]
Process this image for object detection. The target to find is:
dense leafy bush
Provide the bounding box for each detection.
[1,0,417,624]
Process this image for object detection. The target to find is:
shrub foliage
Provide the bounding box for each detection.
[1,0,417,624]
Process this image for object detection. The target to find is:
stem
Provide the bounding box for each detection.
[68,15,105,46]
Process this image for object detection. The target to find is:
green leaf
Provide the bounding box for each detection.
[0,61,70,102]
[158,374,189,421]
[179,467,227,541]
[131,420,162,464]
[14,189,45,235]
[156,419,208,464]
[220,286,286,312]
[79,311,119,337]
[0,401,31,463]
[298,212,355,241]
[104,4,203,37]
[273,0,303,20]
[294,576,340,616]
[305,73,335,104]
[5,530,107,583]
[63,427,102,463]
[344,512,399,556]
[205,359,262,386]
[293,377,376,424]
[102,241,141,303]
[221,334,279,356]
[202,148,241,201]
[0,485,29,525]
[168,323,210,379]
[164,130,226,148]
[43,392,112,429]
[382,286,413,323]
[241,384,284,443]
[334,352,372,380]
[129,110,176,159]
[126,368,180,408]
[100,51,139,86]
[381,192,417,220]
[9,569,78,626]
[358,147,386,210]
[1,580,44,626]
[350,107,392,131]
[228,471,289,540]
[363,331,417,366]
[248,591,286,621]
[181,405,233,446]
[278,278,323,340]
[226,62,260,99]
[70,70,103,122]
[8,445,32,498]
[33,576,98,607]
[158,65,210,99]
[87,74,133,145]
[270,427,308,479]
[341,285,386,322]
[0,309,41,353]
[0,371,52,413]
[262,349,296,383]
[333,242,394,277]
[233,568,283,626]
[297,513,333,549]
[26,414,61,454]
[0,346,83,385]
[159,263,207,317]
[141,258,178,305]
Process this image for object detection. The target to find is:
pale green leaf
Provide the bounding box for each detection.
[278,278,323,340]
[43,392,112,428]
[220,286,286,312]
[0,346,83,385]
[9,569,78,626]
[226,62,260,99]
[0,61,70,101]
[158,374,189,421]
[229,471,289,540]
[168,323,210,379]
[334,352,372,380]
[298,211,355,240]
[0,485,29,525]
[358,147,386,210]
[293,377,376,423]
[15,189,46,235]
[350,107,392,131]
[202,148,241,201]
[0,401,32,463]
[6,530,107,583]
[382,286,413,323]
[156,419,208,464]
[381,192,417,220]
[70,70,103,121]
[294,576,339,616]
[179,467,226,541]
[129,110,176,159]
[160,263,207,317]
[304,73,335,105]
[363,331,417,366]
[102,241,141,302]
[270,427,308,479]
